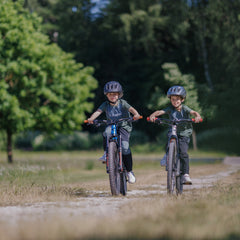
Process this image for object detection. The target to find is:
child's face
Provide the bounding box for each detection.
[107,92,119,103]
[170,95,184,109]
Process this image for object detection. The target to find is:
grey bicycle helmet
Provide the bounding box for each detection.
[167,86,186,99]
[104,81,123,98]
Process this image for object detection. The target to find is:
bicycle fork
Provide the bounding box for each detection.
[106,124,123,173]
[171,125,181,176]
[166,138,181,177]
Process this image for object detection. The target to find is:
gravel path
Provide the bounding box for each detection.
[0,157,239,227]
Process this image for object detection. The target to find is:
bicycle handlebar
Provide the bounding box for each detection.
[84,116,143,125]
[191,118,203,122]
[146,117,203,124]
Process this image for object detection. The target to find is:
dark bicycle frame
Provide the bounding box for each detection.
[148,117,200,195]
[86,117,138,196]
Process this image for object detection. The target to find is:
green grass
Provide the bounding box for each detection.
[0,149,228,206]
[0,150,239,239]
[118,180,240,240]
[0,150,108,205]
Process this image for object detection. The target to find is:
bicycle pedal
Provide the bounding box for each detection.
[183,182,192,185]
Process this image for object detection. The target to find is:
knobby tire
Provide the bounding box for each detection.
[167,140,177,195]
[108,141,120,195]
[176,159,183,195]
[120,170,127,196]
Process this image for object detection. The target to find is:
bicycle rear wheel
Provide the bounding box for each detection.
[167,139,177,194]
[108,141,120,195]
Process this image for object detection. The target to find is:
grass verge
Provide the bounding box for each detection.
[0,150,239,240]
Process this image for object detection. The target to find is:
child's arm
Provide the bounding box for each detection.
[149,110,166,122]
[190,110,202,123]
[87,109,103,123]
[129,107,141,120]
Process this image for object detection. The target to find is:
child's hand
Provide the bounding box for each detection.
[87,118,94,124]
[149,115,156,122]
[133,114,141,120]
[194,116,202,123]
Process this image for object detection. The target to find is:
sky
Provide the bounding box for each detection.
[91,0,109,14]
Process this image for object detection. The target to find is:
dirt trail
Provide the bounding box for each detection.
[0,157,239,227]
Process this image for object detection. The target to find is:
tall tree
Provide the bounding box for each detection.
[188,0,240,125]
[98,1,190,109]
[25,0,191,114]
[23,0,240,147]
[0,1,97,162]
[23,0,58,40]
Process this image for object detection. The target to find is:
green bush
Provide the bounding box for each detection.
[0,131,6,150]
[14,131,102,151]
[197,128,240,154]
[32,132,102,151]
[133,127,240,155]
[14,131,40,150]
[13,127,240,154]
[130,130,149,145]
[14,130,149,151]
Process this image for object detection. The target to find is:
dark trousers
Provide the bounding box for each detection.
[167,134,190,175]
[103,127,133,172]
[178,136,190,175]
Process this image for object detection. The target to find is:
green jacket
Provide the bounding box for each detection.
[98,99,132,132]
[163,104,193,137]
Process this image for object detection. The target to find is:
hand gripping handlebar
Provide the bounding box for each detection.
[84,116,143,124]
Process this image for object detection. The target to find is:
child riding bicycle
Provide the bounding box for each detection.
[87,81,141,184]
[148,86,202,184]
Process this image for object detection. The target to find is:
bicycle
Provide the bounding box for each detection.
[84,116,142,196]
[147,117,202,195]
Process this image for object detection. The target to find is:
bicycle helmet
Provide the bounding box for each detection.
[167,86,186,99]
[104,81,123,98]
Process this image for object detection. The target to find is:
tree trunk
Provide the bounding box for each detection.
[198,10,214,91]
[7,129,13,163]
[192,130,198,151]
[200,31,214,91]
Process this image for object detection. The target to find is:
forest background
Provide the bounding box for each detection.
[0,0,240,162]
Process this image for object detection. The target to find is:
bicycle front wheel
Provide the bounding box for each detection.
[167,139,177,194]
[176,159,183,195]
[120,170,127,196]
[108,141,120,195]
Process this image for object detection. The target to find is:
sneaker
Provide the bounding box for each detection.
[160,154,167,166]
[127,171,136,184]
[183,174,192,185]
[98,151,106,164]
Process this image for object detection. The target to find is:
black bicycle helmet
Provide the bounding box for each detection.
[167,86,186,99]
[104,81,123,98]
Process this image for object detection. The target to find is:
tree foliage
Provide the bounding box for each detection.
[7,0,240,153]
[148,63,202,113]
[0,1,97,162]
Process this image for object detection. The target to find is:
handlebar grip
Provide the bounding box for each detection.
[133,115,143,120]
[147,117,157,121]
[192,118,203,122]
